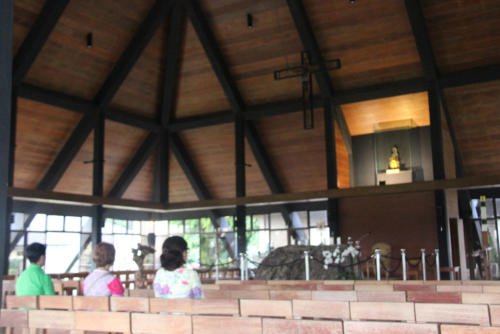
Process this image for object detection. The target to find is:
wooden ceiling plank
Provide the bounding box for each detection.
[184,0,245,114]
[13,0,70,86]
[94,0,172,108]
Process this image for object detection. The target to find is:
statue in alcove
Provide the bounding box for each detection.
[388,145,401,170]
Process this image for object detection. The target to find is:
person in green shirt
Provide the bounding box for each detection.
[15,243,55,296]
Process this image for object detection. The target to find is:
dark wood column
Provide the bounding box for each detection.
[235,113,246,254]
[0,0,14,297]
[91,112,105,249]
[324,99,340,238]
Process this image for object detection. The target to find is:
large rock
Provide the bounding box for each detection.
[253,245,359,280]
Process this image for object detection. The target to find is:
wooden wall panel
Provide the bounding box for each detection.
[175,20,231,118]
[13,0,44,55]
[169,151,198,203]
[24,0,156,101]
[342,92,430,136]
[122,151,155,201]
[335,122,349,189]
[103,121,149,196]
[199,0,303,106]
[304,0,422,90]
[339,192,438,260]
[110,22,167,119]
[422,0,500,73]
[14,99,82,189]
[54,132,93,195]
[254,110,326,193]
[179,123,235,199]
[444,80,500,177]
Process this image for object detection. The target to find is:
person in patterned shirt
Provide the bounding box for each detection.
[153,236,203,299]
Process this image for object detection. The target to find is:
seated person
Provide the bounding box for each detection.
[15,243,55,296]
[82,242,124,296]
[153,236,203,299]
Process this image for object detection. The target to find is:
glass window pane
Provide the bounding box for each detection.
[11,213,24,231]
[27,232,46,245]
[310,226,330,246]
[246,231,270,267]
[45,232,81,274]
[128,220,141,234]
[9,234,24,275]
[270,230,288,249]
[28,214,46,231]
[218,232,236,265]
[185,219,199,233]
[154,220,168,235]
[184,234,200,266]
[310,211,328,228]
[202,218,216,232]
[200,234,216,267]
[486,198,495,218]
[142,221,154,235]
[155,236,167,269]
[102,234,113,244]
[47,215,64,231]
[270,213,287,229]
[102,218,113,234]
[79,234,92,272]
[220,217,233,231]
[246,216,252,230]
[295,228,310,245]
[252,215,269,230]
[169,220,183,234]
[112,235,142,270]
[82,216,92,233]
[113,220,127,234]
[65,216,81,232]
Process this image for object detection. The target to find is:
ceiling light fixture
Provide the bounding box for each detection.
[247,13,253,29]
[86,33,93,48]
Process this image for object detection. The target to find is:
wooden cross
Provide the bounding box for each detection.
[274,51,341,129]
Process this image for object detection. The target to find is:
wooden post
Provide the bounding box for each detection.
[0,0,14,302]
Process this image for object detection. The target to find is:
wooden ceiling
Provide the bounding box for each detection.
[10,0,500,203]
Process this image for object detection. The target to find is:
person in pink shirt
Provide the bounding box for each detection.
[82,242,124,296]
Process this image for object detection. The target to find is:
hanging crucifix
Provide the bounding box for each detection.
[274,51,341,129]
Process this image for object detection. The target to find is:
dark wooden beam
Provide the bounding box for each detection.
[109,133,159,198]
[405,0,452,272]
[235,113,246,253]
[245,122,297,238]
[18,84,162,132]
[169,132,235,256]
[9,173,500,213]
[12,0,70,86]
[169,133,212,201]
[156,3,185,204]
[0,0,14,282]
[19,65,499,134]
[161,3,185,127]
[94,0,173,108]
[323,99,340,237]
[440,64,500,89]
[405,0,464,176]
[184,0,245,114]
[286,0,351,155]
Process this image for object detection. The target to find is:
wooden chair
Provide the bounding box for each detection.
[364,242,391,280]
